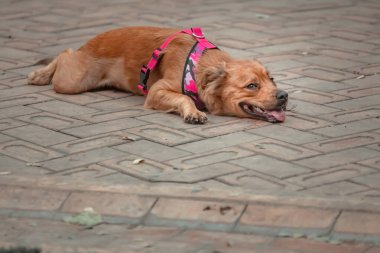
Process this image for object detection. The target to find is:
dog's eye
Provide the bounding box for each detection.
[246,83,258,90]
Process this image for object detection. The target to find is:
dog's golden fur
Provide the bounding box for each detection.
[28,26,286,124]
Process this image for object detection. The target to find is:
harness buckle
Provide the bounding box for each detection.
[139,65,150,92]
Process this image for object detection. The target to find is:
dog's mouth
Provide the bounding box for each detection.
[239,102,286,123]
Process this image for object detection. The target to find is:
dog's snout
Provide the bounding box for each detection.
[276,89,288,101]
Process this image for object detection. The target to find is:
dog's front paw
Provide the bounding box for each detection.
[184,111,208,124]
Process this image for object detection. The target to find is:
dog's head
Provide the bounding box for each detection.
[201,60,287,122]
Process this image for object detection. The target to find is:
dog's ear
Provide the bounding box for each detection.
[200,62,226,89]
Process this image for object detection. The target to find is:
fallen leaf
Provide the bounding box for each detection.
[63,207,102,227]
[356,75,365,79]
[122,136,136,141]
[0,171,11,175]
[133,159,144,165]
[219,206,232,215]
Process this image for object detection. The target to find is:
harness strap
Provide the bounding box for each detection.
[138,27,217,94]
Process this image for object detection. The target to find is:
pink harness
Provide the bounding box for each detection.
[138,27,217,110]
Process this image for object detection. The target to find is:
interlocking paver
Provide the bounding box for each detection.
[295,147,380,170]
[0,140,64,162]
[3,124,77,146]
[1,0,380,250]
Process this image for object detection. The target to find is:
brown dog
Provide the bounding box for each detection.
[28,26,287,124]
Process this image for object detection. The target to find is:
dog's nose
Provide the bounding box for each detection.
[276,89,288,101]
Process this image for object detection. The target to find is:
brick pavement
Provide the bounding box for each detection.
[1,0,380,252]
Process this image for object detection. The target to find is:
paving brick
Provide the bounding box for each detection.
[313,37,377,52]
[312,118,380,137]
[0,47,40,59]
[0,94,52,108]
[102,154,244,183]
[358,157,380,170]
[230,155,311,179]
[240,138,320,160]
[0,133,14,143]
[76,107,154,123]
[217,170,302,191]
[327,94,380,110]
[127,124,201,146]
[136,112,203,130]
[62,192,156,218]
[288,99,341,116]
[264,59,308,72]
[297,55,364,69]
[289,66,357,81]
[287,88,348,104]
[149,198,245,225]
[283,77,354,92]
[41,90,111,105]
[0,185,69,210]
[114,139,190,162]
[185,119,266,137]
[57,164,116,178]
[334,211,380,235]
[0,118,26,130]
[305,133,380,152]
[0,155,49,175]
[62,118,147,138]
[295,147,380,170]
[303,181,369,196]
[238,204,338,230]
[342,74,380,89]
[351,172,380,189]
[281,113,332,130]
[270,71,302,81]
[4,124,77,146]
[167,147,253,170]
[348,63,380,76]
[271,237,370,253]
[42,147,126,171]
[319,107,380,123]
[175,131,264,154]
[51,131,139,154]
[88,97,145,110]
[16,112,88,130]
[286,164,376,188]
[0,105,40,119]
[0,140,64,162]
[250,41,318,54]
[334,86,380,99]
[0,85,50,99]
[30,100,99,117]
[247,125,326,145]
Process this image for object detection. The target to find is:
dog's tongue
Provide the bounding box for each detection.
[266,110,286,122]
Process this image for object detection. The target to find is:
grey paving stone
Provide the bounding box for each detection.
[247,125,326,145]
[282,77,354,92]
[114,140,191,162]
[351,173,380,189]
[295,147,380,170]
[62,118,147,138]
[42,147,127,171]
[0,155,49,175]
[16,112,88,130]
[311,118,380,137]
[0,94,52,108]
[0,106,40,119]
[175,132,264,154]
[51,131,140,154]
[127,124,202,146]
[230,155,312,179]
[3,124,77,146]
[0,119,26,131]
[30,100,99,117]
[288,99,341,116]
[0,140,64,162]
[326,94,380,110]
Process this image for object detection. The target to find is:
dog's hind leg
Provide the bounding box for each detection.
[28,56,58,86]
